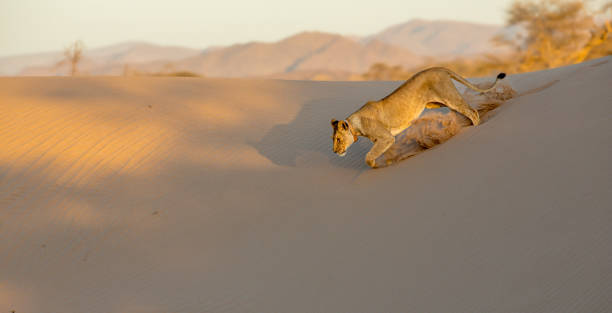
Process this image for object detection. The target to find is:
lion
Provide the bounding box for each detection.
[331,67,506,168]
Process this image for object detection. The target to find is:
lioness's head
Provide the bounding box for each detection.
[331,119,357,157]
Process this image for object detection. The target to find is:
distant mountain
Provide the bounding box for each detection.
[85,41,201,64]
[13,42,201,76]
[367,19,506,57]
[3,19,510,78]
[168,32,424,77]
[0,51,64,76]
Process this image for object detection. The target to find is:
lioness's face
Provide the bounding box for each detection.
[331,119,355,157]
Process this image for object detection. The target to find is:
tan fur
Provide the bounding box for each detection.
[331,67,506,168]
[380,81,517,167]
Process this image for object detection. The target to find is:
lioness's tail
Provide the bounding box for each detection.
[444,68,506,93]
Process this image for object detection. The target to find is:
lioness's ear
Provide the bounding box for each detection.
[341,121,348,130]
[331,119,338,128]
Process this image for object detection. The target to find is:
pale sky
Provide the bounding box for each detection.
[0,0,515,57]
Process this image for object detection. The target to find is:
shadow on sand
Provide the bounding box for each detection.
[251,99,373,169]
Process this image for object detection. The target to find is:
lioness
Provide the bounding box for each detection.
[331,67,506,168]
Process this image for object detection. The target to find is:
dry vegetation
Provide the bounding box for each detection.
[362,0,612,80]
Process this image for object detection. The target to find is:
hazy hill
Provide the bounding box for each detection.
[15,42,201,76]
[85,41,201,64]
[169,32,424,77]
[4,19,509,78]
[0,51,64,76]
[368,19,506,57]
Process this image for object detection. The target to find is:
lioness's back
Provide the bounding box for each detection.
[382,67,449,103]
[335,66,497,167]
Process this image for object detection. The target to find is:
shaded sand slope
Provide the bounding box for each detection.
[1,57,611,312]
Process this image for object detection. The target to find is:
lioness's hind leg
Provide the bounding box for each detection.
[434,81,480,126]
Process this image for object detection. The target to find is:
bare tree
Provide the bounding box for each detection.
[62,40,84,76]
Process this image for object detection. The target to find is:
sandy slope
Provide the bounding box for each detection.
[1,57,611,313]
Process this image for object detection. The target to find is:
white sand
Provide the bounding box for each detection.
[1,57,611,313]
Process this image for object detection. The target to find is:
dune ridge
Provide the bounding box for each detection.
[1,57,611,313]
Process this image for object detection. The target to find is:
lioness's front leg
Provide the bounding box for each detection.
[362,120,395,168]
[366,136,395,168]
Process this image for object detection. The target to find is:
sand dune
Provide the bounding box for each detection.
[1,57,611,313]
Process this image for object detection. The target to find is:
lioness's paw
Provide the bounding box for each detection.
[471,113,481,126]
[366,159,377,168]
